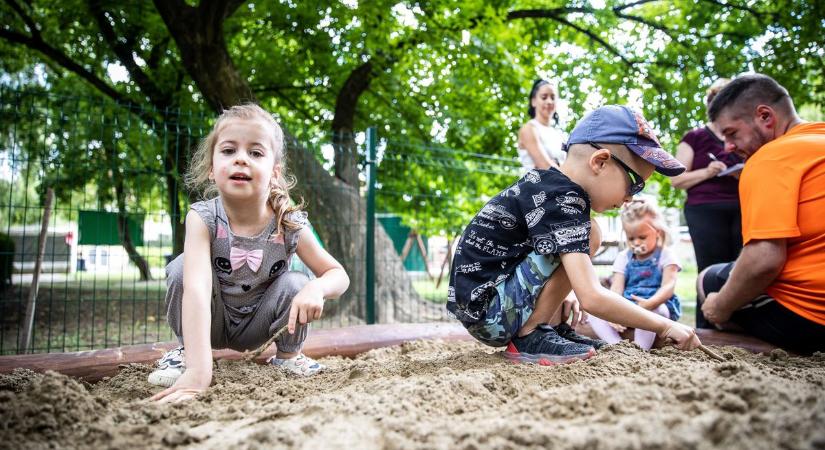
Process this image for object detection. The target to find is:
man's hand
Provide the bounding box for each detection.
[701,292,734,325]
[287,282,325,334]
[150,369,211,404]
[561,295,586,327]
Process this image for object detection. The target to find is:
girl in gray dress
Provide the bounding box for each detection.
[150,104,350,403]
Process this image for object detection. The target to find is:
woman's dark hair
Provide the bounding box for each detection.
[527,79,551,118]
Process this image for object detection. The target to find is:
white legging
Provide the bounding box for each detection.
[588,304,671,350]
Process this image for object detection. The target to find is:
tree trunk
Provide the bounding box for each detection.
[161,126,187,257]
[330,60,373,186]
[155,0,432,322]
[285,138,439,322]
[103,142,153,281]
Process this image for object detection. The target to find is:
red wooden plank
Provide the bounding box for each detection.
[696,328,777,354]
[0,323,473,382]
[0,324,779,383]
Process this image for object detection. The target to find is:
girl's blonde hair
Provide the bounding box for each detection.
[620,198,671,247]
[186,104,304,233]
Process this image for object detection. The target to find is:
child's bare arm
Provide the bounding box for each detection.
[610,272,625,296]
[561,252,700,350]
[289,227,350,333]
[152,211,213,403]
[518,125,557,169]
[632,264,678,310]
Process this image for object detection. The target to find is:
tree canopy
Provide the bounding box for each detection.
[2,0,823,240]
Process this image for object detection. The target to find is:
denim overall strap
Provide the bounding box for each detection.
[622,248,663,301]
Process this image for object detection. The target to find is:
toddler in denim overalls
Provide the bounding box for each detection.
[589,199,681,349]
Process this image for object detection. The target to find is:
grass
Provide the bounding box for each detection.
[3,257,701,354]
[412,262,700,327]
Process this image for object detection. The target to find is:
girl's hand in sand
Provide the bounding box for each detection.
[287,281,325,334]
[661,322,701,350]
[150,369,211,404]
[561,295,586,327]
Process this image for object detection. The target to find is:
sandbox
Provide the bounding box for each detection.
[1,325,824,449]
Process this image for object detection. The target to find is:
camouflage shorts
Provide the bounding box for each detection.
[465,251,561,347]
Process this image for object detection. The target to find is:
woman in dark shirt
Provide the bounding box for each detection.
[671,79,744,329]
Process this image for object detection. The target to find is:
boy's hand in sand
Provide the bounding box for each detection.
[288,281,325,334]
[561,295,586,327]
[661,322,701,350]
[150,369,211,404]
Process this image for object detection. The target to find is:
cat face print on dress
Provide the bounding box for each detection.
[214,257,233,274]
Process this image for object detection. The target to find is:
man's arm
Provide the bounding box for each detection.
[702,239,786,324]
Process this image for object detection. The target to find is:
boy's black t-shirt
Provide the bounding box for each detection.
[447,168,592,324]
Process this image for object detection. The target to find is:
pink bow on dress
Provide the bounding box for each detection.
[230,247,263,272]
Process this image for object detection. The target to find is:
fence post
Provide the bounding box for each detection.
[19,187,54,353]
[365,127,377,324]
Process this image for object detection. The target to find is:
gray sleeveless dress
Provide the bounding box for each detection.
[165,197,310,353]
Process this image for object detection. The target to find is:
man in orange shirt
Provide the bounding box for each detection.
[697,73,825,354]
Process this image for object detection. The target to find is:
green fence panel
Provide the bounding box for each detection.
[78,210,145,246]
[377,214,427,272]
[0,88,522,354]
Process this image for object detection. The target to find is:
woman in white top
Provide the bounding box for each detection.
[517,79,565,170]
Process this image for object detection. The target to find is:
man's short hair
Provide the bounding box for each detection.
[708,73,793,122]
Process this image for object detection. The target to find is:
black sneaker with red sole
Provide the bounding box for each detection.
[504,325,595,365]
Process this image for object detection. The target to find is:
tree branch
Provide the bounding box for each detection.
[508,9,636,69]
[256,86,317,123]
[4,0,41,40]
[506,7,594,20]
[87,0,170,105]
[613,0,661,13]
[198,0,248,33]
[0,28,127,103]
[697,0,765,18]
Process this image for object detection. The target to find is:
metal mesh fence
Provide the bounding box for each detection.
[0,89,518,354]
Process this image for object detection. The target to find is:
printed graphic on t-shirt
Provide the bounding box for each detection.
[478,204,518,229]
[532,191,547,207]
[447,169,591,323]
[525,207,545,228]
[501,184,521,197]
[555,192,587,215]
[524,170,541,184]
[464,229,510,257]
[456,262,483,273]
[471,218,497,230]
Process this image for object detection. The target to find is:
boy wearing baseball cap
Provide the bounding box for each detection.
[447,105,702,364]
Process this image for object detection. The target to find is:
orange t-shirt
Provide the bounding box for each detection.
[739,122,825,325]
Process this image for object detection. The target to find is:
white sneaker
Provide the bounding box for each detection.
[268,353,324,376]
[147,346,185,387]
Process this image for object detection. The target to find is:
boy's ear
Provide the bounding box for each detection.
[589,148,611,174]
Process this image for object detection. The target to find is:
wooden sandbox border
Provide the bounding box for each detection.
[0,324,775,382]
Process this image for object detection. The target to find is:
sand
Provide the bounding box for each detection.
[2,340,825,450]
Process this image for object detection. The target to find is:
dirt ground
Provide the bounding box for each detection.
[1,340,825,450]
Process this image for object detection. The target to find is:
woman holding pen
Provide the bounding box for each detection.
[670,79,744,329]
